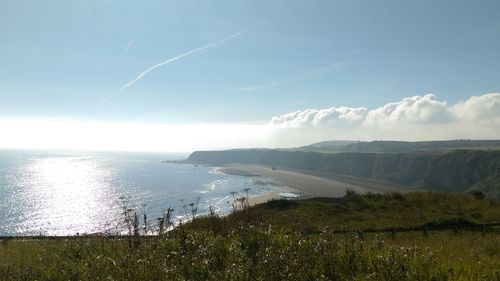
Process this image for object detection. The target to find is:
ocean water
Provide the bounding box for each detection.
[0,150,284,236]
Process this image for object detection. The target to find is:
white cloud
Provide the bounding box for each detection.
[270,106,367,128]
[451,93,500,124]
[269,93,500,146]
[364,94,452,125]
[270,93,500,128]
[1,93,499,152]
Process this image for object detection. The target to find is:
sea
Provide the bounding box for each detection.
[0,149,288,236]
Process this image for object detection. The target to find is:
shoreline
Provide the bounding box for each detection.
[248,192,279,206]
[222,164,412,198]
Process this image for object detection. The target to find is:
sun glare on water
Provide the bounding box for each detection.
[19,156,119,235]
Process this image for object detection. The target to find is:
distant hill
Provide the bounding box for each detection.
[299,140,500,153]
[186,149,500,199]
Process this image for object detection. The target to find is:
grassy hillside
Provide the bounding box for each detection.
[424,150,500,194]
[189,192,500,232]
[187,149,500,198]
[1,192,500,280]
[301,140,500,153]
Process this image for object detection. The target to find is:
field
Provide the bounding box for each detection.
[1,192,500,281]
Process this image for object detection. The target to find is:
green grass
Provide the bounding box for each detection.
[1,192,500,280]
[190,191,500,233]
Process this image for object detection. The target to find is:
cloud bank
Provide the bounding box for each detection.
[1,93,499,152]
[269,93,500,146]
[0,119,272,152]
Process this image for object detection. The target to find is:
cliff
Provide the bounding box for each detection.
[301,140,500,153]
[187,149,500,198]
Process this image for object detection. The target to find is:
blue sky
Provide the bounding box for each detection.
[1,1,500,151]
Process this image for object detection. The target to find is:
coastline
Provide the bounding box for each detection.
[248,192,279,206]
[221,164,410,198]
[218,167,259,177]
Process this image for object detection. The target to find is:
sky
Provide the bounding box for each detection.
[0,0,499,152]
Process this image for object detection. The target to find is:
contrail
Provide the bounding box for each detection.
[120,39,134,58]
[118,26,254,92]
[174,60,351,98]
[238,60,351,92]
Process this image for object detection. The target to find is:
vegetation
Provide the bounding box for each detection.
[189,191,500,233]
[300,140,500,153]
[1,192,500,280]
[187,149,500,198]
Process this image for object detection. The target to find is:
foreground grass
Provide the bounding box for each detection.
[1,192,500,281]
[190,191,500,233]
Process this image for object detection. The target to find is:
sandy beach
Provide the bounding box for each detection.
[225,164,412,198]
[248,192,279,206]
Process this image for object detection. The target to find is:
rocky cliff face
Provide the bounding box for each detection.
[187,149,500,198]
[423,150,500,192]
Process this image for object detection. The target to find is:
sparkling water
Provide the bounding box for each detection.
[0,150,280,236]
